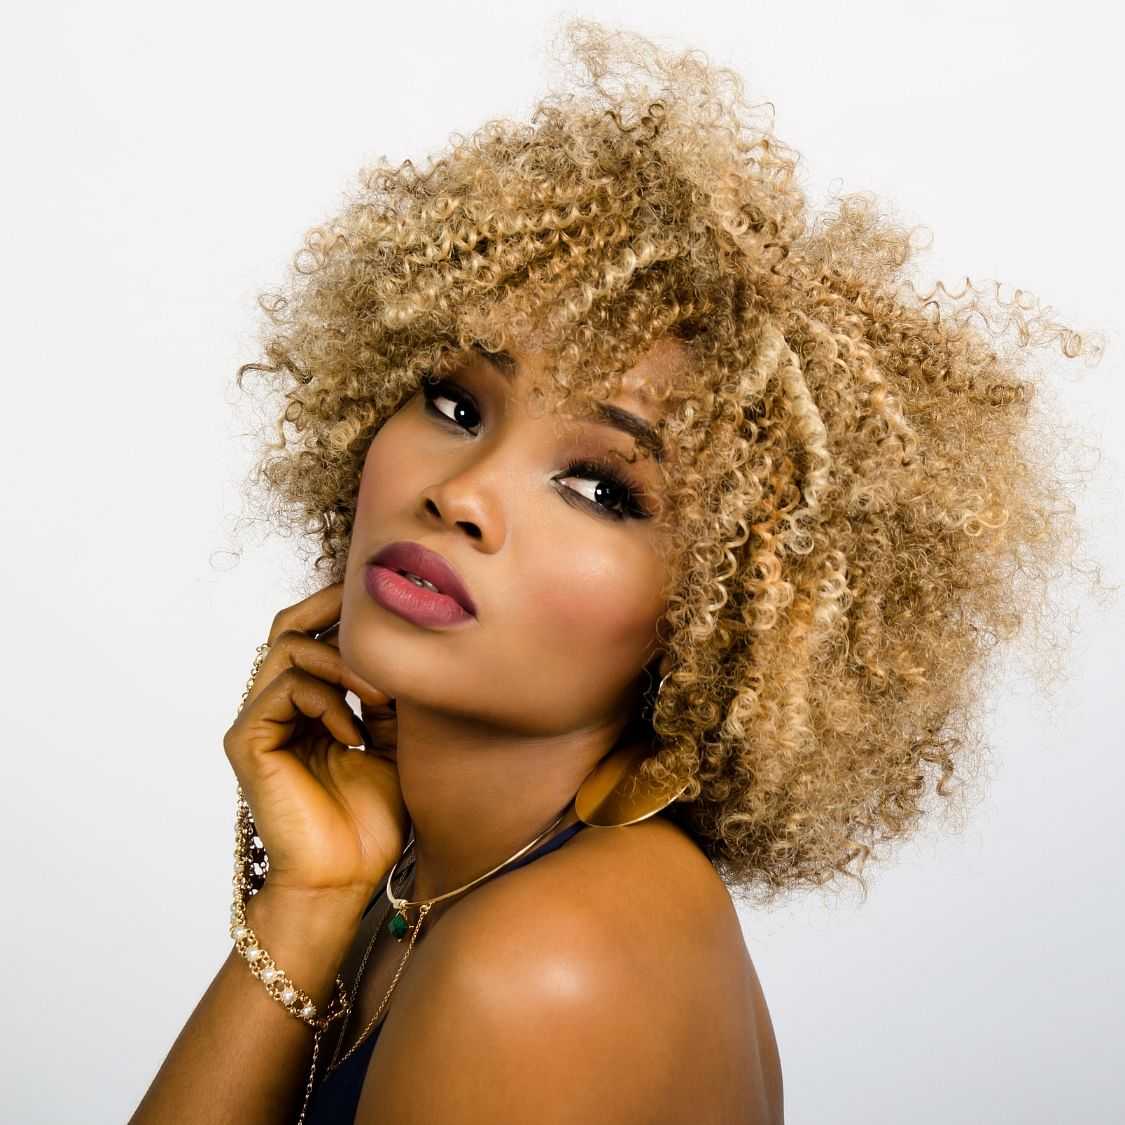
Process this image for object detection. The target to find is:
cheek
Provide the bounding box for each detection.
[355,419,411,520]
[530,541,664,656]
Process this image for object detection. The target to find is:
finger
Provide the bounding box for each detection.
[317,622,341,650]
[267,581,345,647]
[359,704,398,753]
[243,626,391,713]
[228,667,367,768]
[224,672,366,826]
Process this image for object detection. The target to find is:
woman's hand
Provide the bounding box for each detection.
[223,581,408,901]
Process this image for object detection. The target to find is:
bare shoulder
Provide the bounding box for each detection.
[356,817,783,1124]
[538,817,783,1124]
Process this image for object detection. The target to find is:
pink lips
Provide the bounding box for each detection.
[364,540,477,629]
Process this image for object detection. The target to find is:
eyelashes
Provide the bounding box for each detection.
[420,376,652,521]
[557,454,651,521]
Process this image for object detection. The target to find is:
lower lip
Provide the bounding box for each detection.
[364,564,476,629]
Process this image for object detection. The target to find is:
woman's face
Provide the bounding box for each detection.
[340,338,683,737]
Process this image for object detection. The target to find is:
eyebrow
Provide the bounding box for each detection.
[470,344,665,463]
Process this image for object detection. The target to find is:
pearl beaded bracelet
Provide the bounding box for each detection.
[228,892,350,1029]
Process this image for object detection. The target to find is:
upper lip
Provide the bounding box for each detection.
[368,541,478,616]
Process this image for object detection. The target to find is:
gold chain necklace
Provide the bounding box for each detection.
[320,807,569,1079]
[324,857,418,1074]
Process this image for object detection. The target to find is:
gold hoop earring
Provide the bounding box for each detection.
[574,672,689,828]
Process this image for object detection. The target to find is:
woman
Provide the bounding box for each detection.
[130,18,1098,1125]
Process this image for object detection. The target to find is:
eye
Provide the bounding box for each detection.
[422,377,481,432]
[555,457,651,521]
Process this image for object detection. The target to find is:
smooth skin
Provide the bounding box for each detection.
[130,338,781,1124]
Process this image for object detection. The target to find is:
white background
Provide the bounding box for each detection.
[2,2,1122,1122]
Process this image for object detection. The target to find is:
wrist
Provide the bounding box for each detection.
[237,884,369,1012]
[246,882,371,947]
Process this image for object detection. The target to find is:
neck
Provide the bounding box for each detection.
[392,701,627,921]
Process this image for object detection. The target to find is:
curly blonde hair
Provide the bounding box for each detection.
[234,18,1109,908]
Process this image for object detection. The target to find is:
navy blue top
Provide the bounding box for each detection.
[302,818,589,1124]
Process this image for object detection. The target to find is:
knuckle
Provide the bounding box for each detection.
[257,663,294,693]
[280,665,325,708]
[268,607,297,643]
[222,726,241,759]
[245,652,290,699]
[277,664,303,687]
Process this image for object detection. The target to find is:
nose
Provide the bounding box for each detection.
[417,457,507,551]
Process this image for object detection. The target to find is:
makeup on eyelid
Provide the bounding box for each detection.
[420,375,655,521]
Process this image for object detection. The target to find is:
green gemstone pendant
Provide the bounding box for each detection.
[388,911,409,940]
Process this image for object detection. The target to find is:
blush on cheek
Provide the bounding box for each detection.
[539,556,662,656]
[522,564,660,727]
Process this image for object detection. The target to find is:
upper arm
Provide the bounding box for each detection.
[353,903,679,1125]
